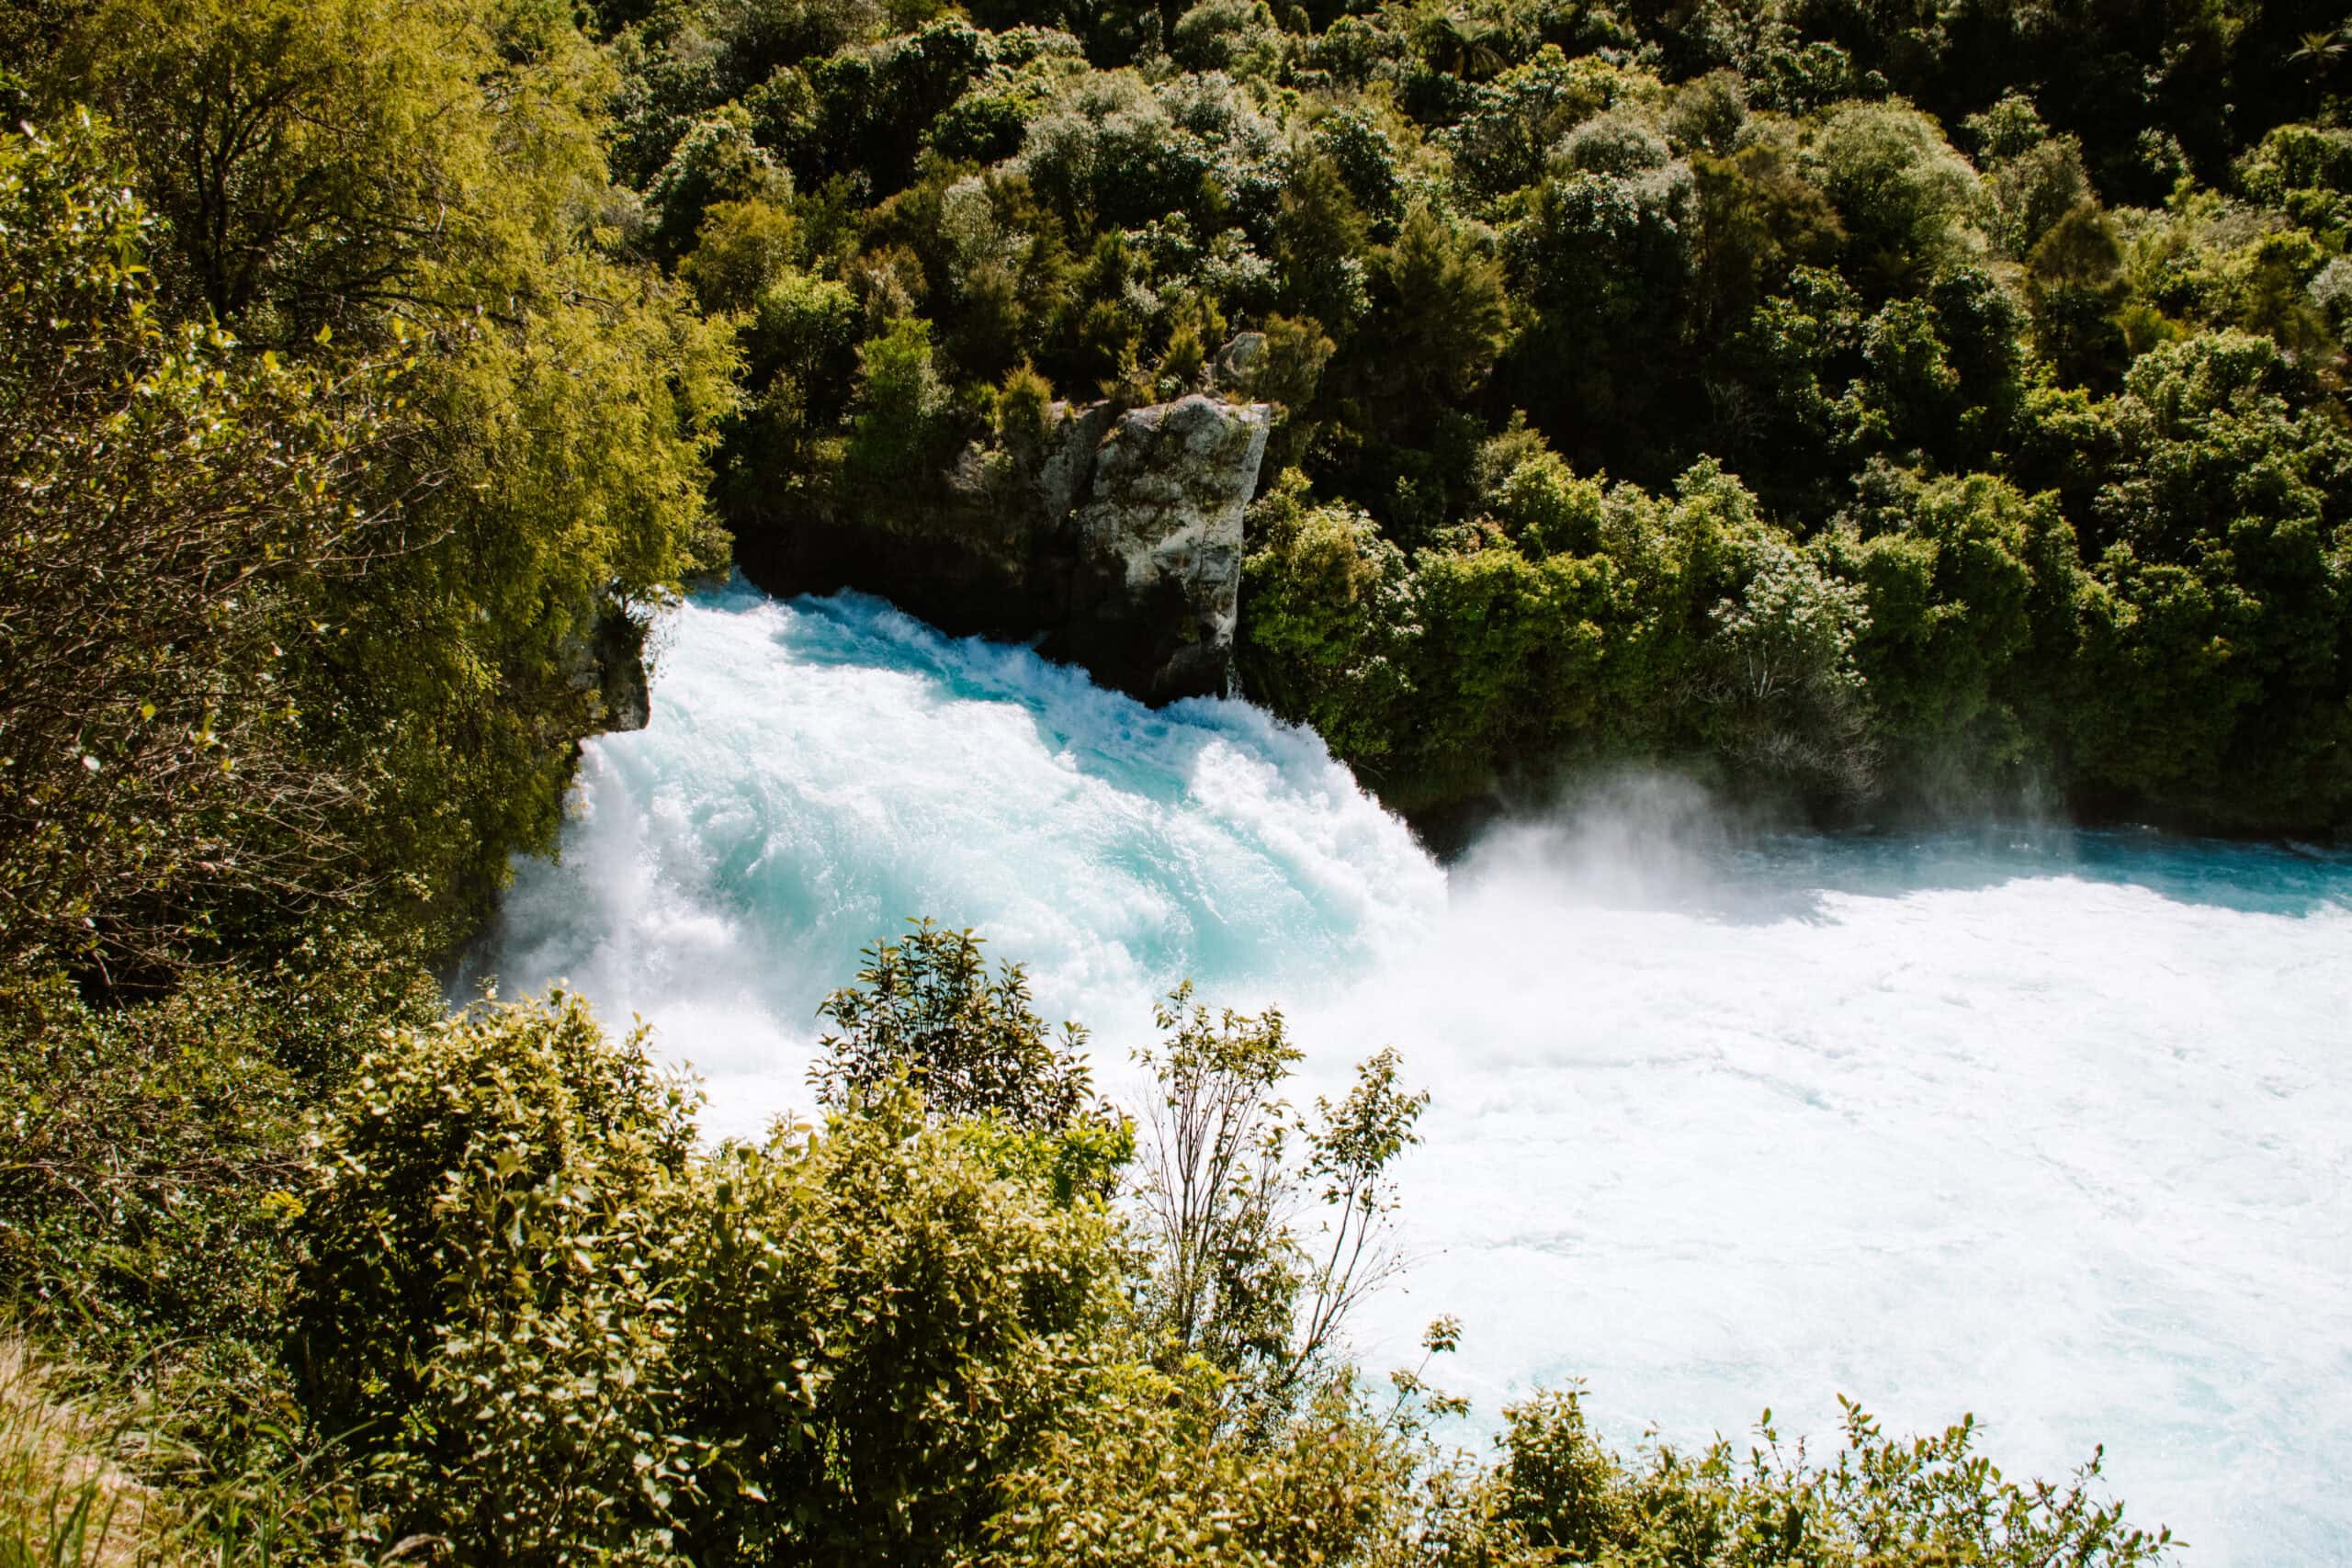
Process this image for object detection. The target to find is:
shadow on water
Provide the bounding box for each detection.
[1464,806,2352,928]
[1385,761,2352,926]
[1734,827,2352,921]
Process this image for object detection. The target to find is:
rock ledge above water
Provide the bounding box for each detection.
[735,390,1273,704]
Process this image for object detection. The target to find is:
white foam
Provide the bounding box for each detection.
[482,583,2352,1564]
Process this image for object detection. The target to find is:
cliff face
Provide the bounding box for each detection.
[733,391,1273,705]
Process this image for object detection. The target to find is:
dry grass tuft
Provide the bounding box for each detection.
[0,1335,175,1568]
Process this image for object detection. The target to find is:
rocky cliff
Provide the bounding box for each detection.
[733,391,1272,704]
[562,601,653,736]
[1057,394,1270,701]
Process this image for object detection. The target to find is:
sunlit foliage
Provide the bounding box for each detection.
[5,934,2175,1565]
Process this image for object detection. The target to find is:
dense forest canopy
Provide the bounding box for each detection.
[1,0,2342,1558]
[570,0,2352,830]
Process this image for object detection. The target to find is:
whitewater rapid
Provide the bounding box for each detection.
[481,581,2352,1565]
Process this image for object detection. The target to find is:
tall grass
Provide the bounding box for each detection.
[0,1337,318,1568]
[0,1337,162,1567]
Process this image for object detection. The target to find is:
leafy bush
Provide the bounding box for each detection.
[672,1092,1126,1564]
[1471,1390,2172,1568]
[810,920,1101,1130]
[291,992,701,1562]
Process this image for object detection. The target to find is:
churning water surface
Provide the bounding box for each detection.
[481,580,2352,1565]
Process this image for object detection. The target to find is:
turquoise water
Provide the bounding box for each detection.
[483,581,2352,1565]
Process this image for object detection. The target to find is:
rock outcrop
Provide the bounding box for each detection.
[590,607,651,732]
[1211,331,1266,392]
[1057,395,1269,701]
[561,602,652,735]
[734,391,1273,704]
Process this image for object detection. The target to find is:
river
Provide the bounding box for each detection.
[480,580,2352,1564]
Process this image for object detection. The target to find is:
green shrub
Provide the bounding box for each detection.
[1484,1392,2171,1568]
[672,1091,1126,1565]
[980,1366,1412,1568]
[290,993,701,1562]
[811,920,1102,1132]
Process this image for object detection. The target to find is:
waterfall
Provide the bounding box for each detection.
[481,580,2352,1565]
